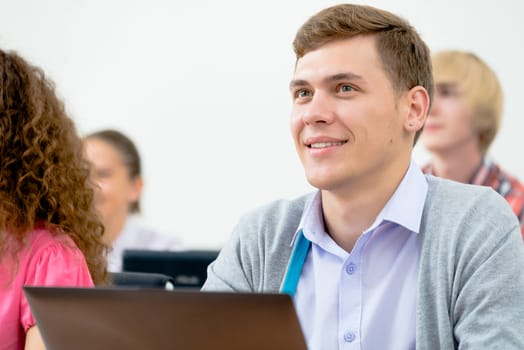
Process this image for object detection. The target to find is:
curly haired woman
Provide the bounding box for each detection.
[0,49,108,349]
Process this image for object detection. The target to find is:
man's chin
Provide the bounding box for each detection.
[306,175,336,191]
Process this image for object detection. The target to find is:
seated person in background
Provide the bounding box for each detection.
[84,129,183,272]
[421,50,524,238]
[202,4,524,349]
[0,49,108,350]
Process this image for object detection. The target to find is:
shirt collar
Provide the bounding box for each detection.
[290,192,322,246]
[377,159,428,234]
[469,157,493,185]
[292,159,428,245]
[424,156,493,186]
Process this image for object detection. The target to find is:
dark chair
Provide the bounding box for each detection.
[109,271,175,290]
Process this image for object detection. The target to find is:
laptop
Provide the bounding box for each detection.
[24,286,307,350]
[122,249,219,289]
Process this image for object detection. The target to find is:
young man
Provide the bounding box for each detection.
[203,4,524,349]
[421,50,524,238]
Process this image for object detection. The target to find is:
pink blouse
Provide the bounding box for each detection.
[0,228,94,350]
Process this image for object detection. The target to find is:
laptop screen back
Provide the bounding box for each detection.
[24,286,307,350]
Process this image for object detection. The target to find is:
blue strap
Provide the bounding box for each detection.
[280,231,311,297]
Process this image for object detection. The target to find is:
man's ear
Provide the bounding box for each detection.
[472,107,496,151]
[403,86,430,132]
[472,106,495,133]
[128,175,144,204]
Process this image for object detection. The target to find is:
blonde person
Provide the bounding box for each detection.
[421,50,524,238]
[0,49,108,349]
[84,129,183,272]
[202,4,524,348]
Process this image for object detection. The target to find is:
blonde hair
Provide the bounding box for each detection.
[432,50,503,154]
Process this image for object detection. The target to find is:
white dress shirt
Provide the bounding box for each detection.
[294,160,428,349]
[108,215,184,272]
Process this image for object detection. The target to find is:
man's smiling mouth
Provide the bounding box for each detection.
[308,141,348,149]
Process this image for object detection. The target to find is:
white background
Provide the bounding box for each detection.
[1,0,522,248]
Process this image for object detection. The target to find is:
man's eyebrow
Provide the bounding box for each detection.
[436,82,459,88]
[326,72,365,83]
[289,72,366,90]
[289,79,308,90]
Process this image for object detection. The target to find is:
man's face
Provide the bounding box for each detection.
[289,35,413,193]
[422,81,477,154]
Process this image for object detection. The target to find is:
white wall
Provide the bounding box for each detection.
[1,0,522,249]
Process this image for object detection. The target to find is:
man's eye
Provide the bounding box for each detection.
[440,87,458,97]
[436,84,460,98]
[338,84,354,93]
[296,90,312,99]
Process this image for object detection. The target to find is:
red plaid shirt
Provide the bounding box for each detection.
[422,158,524,239]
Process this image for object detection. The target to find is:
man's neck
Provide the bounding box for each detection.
[430,144,482,184]
[321,158,410,253]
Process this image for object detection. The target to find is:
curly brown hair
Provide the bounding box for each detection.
[0,49,108,284]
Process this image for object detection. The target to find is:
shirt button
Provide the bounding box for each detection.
[344,331,356,342]
[345,262,356,275]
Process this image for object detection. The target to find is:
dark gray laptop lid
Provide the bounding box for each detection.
[24,286,307,350]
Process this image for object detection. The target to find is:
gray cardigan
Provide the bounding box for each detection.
[203,176,524,349]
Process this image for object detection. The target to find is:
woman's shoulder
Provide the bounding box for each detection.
[23,226,77,255]
[19,226,93,286]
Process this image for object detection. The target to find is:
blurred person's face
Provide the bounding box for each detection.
[422,81,478,154]
[84,138,142,245]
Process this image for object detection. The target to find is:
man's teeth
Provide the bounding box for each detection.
[310,141,345,148]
